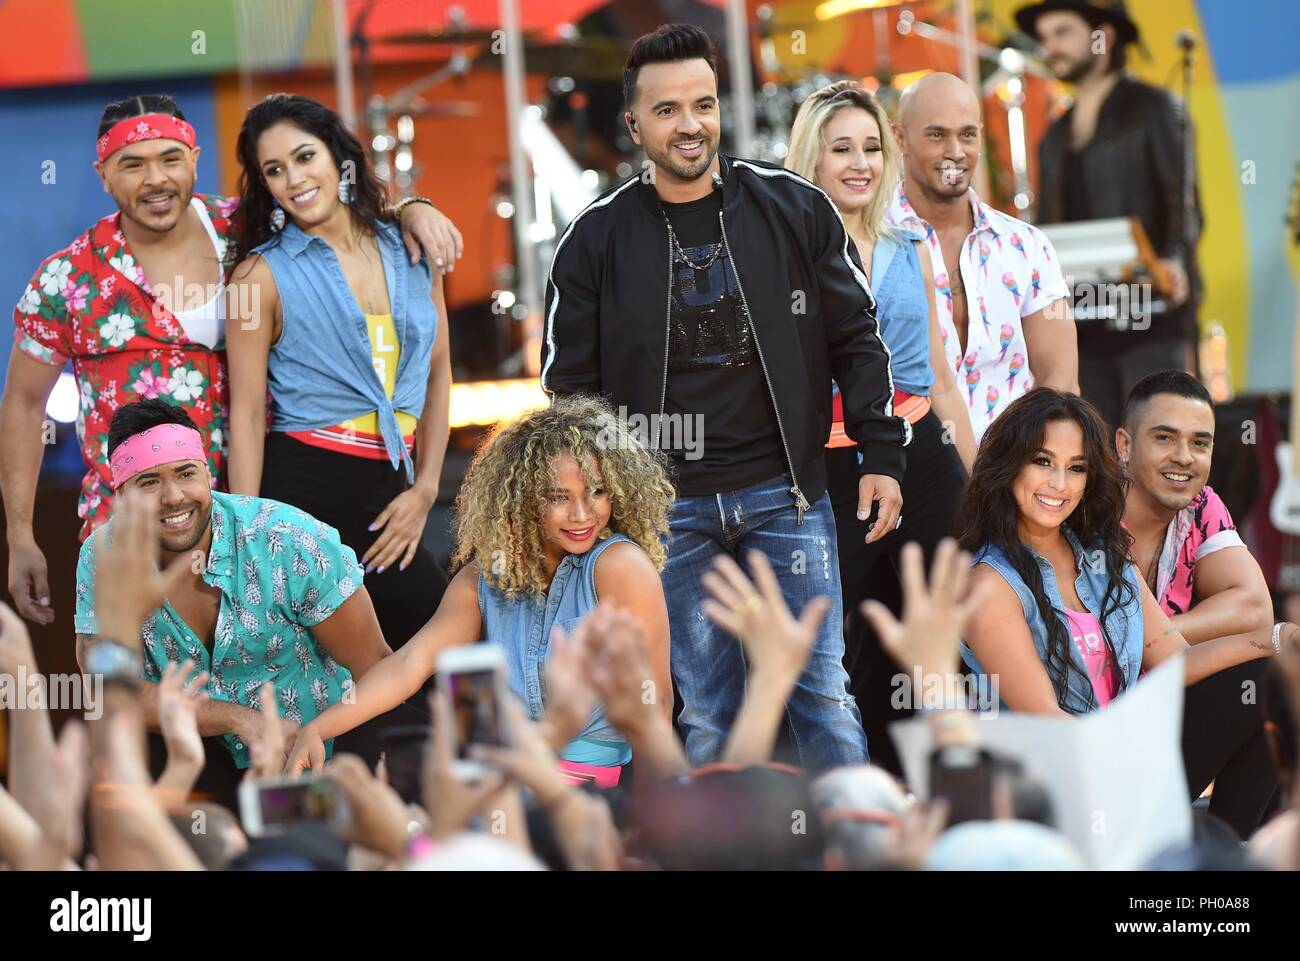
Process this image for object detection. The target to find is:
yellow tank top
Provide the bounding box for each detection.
[330,313,419,436]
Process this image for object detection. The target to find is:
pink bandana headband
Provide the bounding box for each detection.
[110,424,207,489]
[96,113,197,163]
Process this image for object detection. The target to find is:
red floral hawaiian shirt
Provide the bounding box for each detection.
[14,193,238,540]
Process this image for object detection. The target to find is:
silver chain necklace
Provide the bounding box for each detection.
[666,214,725,271]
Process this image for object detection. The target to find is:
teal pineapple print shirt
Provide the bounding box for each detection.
[75,490,364,768]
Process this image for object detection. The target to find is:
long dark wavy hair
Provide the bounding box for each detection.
[227,93,391,271]
[958,387,1135,712]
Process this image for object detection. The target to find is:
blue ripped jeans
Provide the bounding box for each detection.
[662,472,868,772]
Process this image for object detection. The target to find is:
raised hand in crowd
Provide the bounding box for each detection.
[422,688,508,842]
[538,620,599,752]
[247,681,297,780]
[154,659,209,806]
[878,797,950,872]
[33,721,91,870]
[578,605,689,779]
[0,599,36,673]
[90,701,202,871]
[700,550,831,765]
[0,721,88,871]
[321,753,418,863]
[0,601,60,826]
[0,602,93,869]
[91,488,193,652]
[473,695,622,871]
[861,538,987,680]
[863,537,989,745]
[0,783,46,870]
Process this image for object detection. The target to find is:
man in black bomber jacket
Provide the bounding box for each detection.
[540,24,909,771]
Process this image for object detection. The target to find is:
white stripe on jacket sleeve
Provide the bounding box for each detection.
[540,176,641,396]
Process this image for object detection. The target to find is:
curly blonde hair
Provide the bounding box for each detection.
[452,394,675,600]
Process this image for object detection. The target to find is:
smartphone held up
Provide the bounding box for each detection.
[238,776,352,838]
[436,644,511,780]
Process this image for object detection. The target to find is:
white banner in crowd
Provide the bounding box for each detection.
[891,655,1192,870]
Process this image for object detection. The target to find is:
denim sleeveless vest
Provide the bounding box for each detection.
[871,231,933,396]
[961,526,1145,714]
[255,218,439,482]
[477,533,633,766]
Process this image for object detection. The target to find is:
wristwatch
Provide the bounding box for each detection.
[84,639,143,689]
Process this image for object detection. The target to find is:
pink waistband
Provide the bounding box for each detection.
[557,759,623,789]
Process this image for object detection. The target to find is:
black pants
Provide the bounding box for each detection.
[1181,658,1280,839]
[828,411,969,776]
[261,432,445,767]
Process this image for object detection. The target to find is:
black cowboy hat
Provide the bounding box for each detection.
[1015,0,1141,48]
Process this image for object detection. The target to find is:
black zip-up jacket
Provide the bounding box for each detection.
[540,155,910,512]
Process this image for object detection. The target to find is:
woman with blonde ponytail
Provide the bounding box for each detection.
[787,80,975,773]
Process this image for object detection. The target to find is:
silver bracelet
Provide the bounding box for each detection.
[1273,622,1284,655]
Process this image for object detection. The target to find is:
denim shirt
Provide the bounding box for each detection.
[870,230,933,396]
[477,533,633,766]
[256,218,438,482]
[961,526,1145,714]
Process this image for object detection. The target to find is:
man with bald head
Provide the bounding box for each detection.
[887,73,1077,441]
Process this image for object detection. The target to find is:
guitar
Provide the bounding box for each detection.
[1268,163,1300,536]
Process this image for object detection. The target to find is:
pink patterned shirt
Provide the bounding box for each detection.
[1151,486,1244,618]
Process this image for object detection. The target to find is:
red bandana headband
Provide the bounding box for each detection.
[96,113,197,163]
[109,424,207,490]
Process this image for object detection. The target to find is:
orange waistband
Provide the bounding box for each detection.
[827,390,929,448]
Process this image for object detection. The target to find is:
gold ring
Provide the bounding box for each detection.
[733,596,762,617]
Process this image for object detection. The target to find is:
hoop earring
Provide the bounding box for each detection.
[269,201,286,232]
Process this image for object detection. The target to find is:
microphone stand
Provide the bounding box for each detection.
[1177,35,1198,307]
